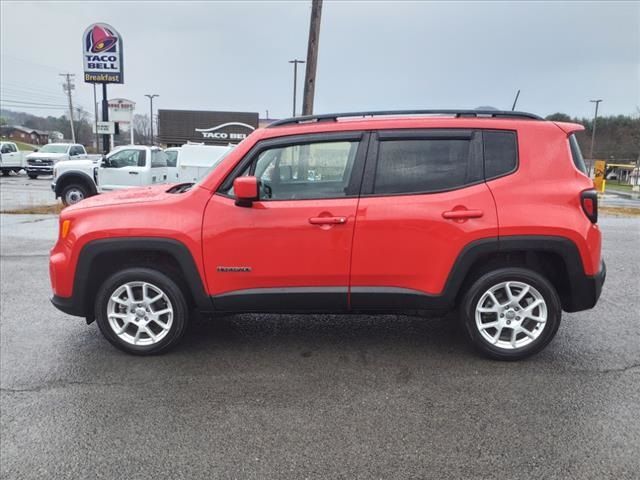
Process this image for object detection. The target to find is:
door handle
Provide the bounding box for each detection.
[129,171,139,175]
[442,209,484,219]
[309,216,347,225]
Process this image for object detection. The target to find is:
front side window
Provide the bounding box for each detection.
[232,141,359,200]
[373,139,472,194]
[107,149,146,168]
[151,150,168,168]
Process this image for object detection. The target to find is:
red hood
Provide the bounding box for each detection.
[66,184,175,211]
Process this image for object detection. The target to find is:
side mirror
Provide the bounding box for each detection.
[100,156,110,168]
[233,176,259,207]
[33,148,38,152]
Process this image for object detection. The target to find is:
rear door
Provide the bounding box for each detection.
[349,129,499,310]
[98,148,146,190]
[202,132,368,312]
[149,150,169,185]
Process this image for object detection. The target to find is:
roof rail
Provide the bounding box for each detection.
[266,109,544,128]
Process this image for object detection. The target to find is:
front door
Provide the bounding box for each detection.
[99,148,146,190]
[202,132,368,312]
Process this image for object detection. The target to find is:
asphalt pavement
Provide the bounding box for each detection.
[0,174,56,211]
[1,213,639,479]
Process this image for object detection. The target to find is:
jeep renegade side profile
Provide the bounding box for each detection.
[50,110,605,359]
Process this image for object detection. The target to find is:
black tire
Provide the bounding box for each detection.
[61,183,89,206]
[95,268,189,355]
[461,267,561,361]
[27,173,38,179]
[1,170,10,177]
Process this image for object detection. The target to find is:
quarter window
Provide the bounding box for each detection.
[373,139,472,194]
[568,134,587,175]
[483,131,518,179]
[237,141,359,200]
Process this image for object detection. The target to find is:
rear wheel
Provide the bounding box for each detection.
[27,173,38,179]
[461,268,561,360]
[95,268,189,355]
[61,183,89,206]
[1,170,10,177]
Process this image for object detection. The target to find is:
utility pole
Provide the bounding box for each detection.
[302,0,322,116]
[145,94,159,145]
[589,99,603,160]
[92,84,99,151]
[289,59,305,117]
[59,73,76,143]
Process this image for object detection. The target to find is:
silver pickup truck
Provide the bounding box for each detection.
[25,143,92,178]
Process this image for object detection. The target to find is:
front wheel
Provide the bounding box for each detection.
[1,170,10,177]
[95,268,189,355]
[61,183,89,206]
[27,173,38,179]
[461,268,561,360]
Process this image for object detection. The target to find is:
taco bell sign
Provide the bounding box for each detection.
[82,23,124,83]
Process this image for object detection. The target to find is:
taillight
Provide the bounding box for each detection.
[581,189,598,224]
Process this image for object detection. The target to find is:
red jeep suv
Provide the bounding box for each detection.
[50,110,605,359]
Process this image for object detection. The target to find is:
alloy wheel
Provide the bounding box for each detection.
[475,281,548,350]
[107,281,174,346]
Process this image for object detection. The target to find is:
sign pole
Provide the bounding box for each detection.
[101,83,109,154]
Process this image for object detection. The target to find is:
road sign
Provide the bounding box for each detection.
[93,121,115,135]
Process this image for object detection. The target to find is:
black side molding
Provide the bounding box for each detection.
[213,287,348,313]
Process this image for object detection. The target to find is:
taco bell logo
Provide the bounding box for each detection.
[82,23,124,84]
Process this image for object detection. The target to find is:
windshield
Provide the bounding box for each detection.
[38,144,69,154]
[195,146,234,185]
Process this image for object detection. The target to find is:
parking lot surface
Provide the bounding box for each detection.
[1,214,639,479]
[0,174,56,211]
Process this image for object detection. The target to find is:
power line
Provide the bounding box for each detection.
[0,99,68,108]
[1,88,67,103]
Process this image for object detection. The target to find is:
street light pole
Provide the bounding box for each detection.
[145,94,159,145]
[589,99,602,160]
[289,60,305,117]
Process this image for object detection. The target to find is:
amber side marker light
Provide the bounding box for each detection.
[61,219,71,239]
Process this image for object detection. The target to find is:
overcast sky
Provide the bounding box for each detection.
[1,0,638,121]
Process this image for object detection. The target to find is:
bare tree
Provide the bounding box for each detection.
[133,114,150,145]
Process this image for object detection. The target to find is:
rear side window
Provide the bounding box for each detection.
[165,150,178,167]
[483,131,517,179]
[569,134,587,174]
[373,139,472,194]
[151,150,168,168]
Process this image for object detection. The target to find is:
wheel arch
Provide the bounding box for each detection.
[446,236,596,312]
[71,238,211,322]
[55,172,97,198]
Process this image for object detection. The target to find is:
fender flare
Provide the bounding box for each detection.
[55,171,98,197]
[60,238,211,318]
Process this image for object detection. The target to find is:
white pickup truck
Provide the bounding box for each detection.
[52,145,169,205]
[0,141,26,176]
[165,143,233,183]
[25,143,95,178]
